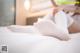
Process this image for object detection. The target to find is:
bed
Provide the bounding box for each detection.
[0,25,80,53]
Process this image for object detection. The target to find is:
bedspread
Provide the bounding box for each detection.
[0,26,80,53]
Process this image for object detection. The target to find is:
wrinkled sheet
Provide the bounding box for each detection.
[0,27,80,53]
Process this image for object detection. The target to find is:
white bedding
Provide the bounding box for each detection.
[0,26,80,53]
[0,32,60,53]
[0,27,12,33]
[7,25,40,34]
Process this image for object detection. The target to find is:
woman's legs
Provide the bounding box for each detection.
[34,19,70,41]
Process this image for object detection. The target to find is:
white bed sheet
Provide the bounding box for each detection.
[7,25,40,34]
[29,33,80,53]
[0,32,60,53]
[0,26,80,53]
[0,27,12,33]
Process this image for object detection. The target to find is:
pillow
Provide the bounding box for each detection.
[34,20,70,41]
[7,25,40,34]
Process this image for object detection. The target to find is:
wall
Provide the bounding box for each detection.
[16,0,27,25]
[16,0,52,25]
[31,0,52,12]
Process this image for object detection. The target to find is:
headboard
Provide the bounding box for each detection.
[26,15,44,25]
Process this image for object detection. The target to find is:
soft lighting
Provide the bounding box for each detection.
[11,6,15,12]
[24,0,30,10]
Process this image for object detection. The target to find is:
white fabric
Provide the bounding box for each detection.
[0,27,12,33]
[42,11,74,28]
[0,27,80,53]
[29,33,80,53]
[54,11,68,33]
[34,19,69,40]
[34,11,73,40]
[7,25,40,34]
[0,32,60,53]
[67,14,74,27]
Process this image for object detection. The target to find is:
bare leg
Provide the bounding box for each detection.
[68,21,80,33]
[34,20,70,41]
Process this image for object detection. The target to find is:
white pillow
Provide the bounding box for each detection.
[34,20,70,41]
[7,25,40,34]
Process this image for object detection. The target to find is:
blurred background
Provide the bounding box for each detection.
[0,0,79,26]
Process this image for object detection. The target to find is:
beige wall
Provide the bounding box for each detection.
[16,0,27,25]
